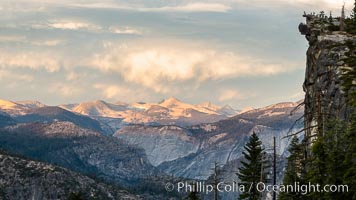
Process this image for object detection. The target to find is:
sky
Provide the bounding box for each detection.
[0,0,354,109]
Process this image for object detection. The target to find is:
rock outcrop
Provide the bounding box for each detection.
[299,13,356,145]
[0,151,139,200]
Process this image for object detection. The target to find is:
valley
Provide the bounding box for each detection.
[0,98,303,199]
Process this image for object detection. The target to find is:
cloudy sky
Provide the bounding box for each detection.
[0,0,354,109]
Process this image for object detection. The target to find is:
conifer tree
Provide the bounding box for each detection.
[237,132,264,200]
[187,191,200,200]
[341,25,356,199]
[343,112,356,199]
[305,120,348,200]
[324,120,348,200]
[279,136,305,200]
[305,135,327,199]
[346,0,356,33]
[68,191,85,200]
[183,181,200,200]
[352,0,356,21]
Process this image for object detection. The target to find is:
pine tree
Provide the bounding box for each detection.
[237,132,264,200]
[68,191,85,200]
[279,136,305,200]
[304,119,349,200]
[187,191,200,200]
[183,181,200,200]
[305,135,328,200]
[343,112,356,199]
[346,0,356,33]
[352,0,356,21]
[341,24,356,199]
[324,120,348,200]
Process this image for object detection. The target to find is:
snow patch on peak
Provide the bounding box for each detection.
[263,102,298,110]
[16,101,46,108]
[239,106,255,114]
[130,102,153,110]
[72,100,128,117]
[0,99,20,109]
[159,97,185,108]
[0,99,28,115]
[196,102,221,111]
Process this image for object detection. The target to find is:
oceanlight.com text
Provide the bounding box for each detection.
[165,181,349,195]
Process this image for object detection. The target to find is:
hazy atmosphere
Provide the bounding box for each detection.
[0,0,353,108]
[1,1,356,199]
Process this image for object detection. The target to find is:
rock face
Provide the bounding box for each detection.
[115,101,303,180]
[0,151,139,200]
[115,125,200,166]
[300,13,356,145]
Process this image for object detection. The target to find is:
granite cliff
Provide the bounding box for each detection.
[299,12,356,148]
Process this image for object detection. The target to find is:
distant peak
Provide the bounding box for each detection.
[76,100,109,107]
[239,106,255,114]
[94,100,107,104]
[166,96,180,101]
[221,104,233,109]
[159,97,181,104]
[16,100,46,108]
[0,99,15,104]
[0,99,22,109]
[197,102,221,110]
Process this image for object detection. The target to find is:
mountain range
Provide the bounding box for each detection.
[0,97,240,135]
[0,97,303,199]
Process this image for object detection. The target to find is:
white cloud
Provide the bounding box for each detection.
[218,89,241,102]
[91,41,299,93]
[66,72,86,81]
[2,0,353,14]
[94,84,123,99]
[49,83,82,97]
[48,21,101,31]
[0,69,34,82]
[0,35,64,47]
[218,89,256,102]
[27,20,143,36]
[0,35,26,42]
[31,39,64,46]
[0,51,61,72]
[26,19,102,32]
[68,2,231,12]
[0,1,47,13]
[142,3,231,13]
[93,83,152,102]
[228,0,354,13]
[1,0,231,13]
[109,26,141,35]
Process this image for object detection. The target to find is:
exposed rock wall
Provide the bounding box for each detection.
[300,14,356,146]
